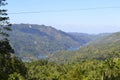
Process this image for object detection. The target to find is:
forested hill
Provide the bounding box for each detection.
[9,24,95,58]
[68,33,96,45]
[48,32,120,63]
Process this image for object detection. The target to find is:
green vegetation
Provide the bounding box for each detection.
[5,31,120,80]
[1,30,119,80]
[1,56,120,80]
[0,0,120,80]
[9,24,96,58]
[0,0,27,80]
[9,24,110,59]
[48,32,120,63]
[25,58,120,80]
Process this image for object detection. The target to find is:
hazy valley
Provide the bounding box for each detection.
[1,0,120,79]
[9,24,107,60]
[6,24,120,80]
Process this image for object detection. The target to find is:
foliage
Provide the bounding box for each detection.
[9,24,97,58]
[8,72,25,80]
[48,32,120,63]
[0,54,27,80]
[0,0,11,38]
[0,1,120,80]
[0,1,27,80]
[25,58,120,80]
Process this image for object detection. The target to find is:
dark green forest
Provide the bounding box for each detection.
[1,57,120,80]
[0,0,120,80]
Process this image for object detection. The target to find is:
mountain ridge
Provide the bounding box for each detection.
[9,24,95,59]
[48,32,120,63]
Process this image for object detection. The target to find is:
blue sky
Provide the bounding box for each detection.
[6,0,120,34]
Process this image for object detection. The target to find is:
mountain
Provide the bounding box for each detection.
[9,24,95,59]
[68,33,96,45]
[68,32,111,45]
[48,32,120,63]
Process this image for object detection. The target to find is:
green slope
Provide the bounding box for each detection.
[9,24,94,59]
[48,32,120,63]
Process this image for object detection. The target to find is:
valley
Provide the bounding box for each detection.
[9,24,103,60]
[1,0,120,79]
[1,24,120,80]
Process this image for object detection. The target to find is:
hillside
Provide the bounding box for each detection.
[48,32,120,63]
[9,24,95,59]
[68,33,96,45]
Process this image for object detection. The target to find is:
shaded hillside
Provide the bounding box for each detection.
[68,33,98,45]
[68,32,110,45]
[9,24,94,58]
[48,32,120,63]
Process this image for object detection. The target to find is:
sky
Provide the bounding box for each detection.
[5,0,120,34]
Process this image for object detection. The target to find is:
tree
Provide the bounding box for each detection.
[0,1,27,80]
[0,0,11,39]
[0,0,14,80]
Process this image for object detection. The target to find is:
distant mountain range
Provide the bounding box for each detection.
[9,24,100,58]
[48,32,120,63]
